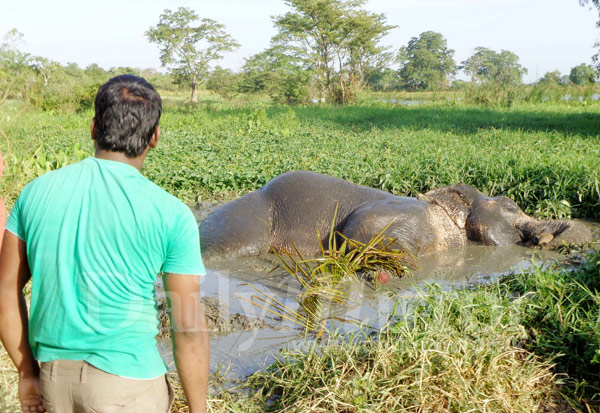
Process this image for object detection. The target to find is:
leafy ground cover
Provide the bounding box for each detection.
[2,99,599,219]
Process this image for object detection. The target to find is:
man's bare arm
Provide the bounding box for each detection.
[0,231,37,376]
[0,230,44,412]
[163,273,210,413]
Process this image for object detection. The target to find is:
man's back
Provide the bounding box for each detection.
[1,74,209,413]
[7,156,204,379]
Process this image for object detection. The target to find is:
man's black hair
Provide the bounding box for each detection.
[94,75,162,158]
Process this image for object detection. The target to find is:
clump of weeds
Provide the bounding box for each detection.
[243,207,415,336]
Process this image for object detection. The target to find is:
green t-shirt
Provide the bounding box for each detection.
[6,157,205,379]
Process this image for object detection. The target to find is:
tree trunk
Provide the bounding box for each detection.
[190,76,198,103]
[338,55,345,105]
[190,82,198,103]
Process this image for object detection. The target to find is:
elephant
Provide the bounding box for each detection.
[199,171,592,262]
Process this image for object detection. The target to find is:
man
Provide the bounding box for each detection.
[0,75,210,413]
[0,148,5,247]
[0,148,5,370]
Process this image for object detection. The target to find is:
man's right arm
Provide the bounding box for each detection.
[163,273,209,413]
[0,231,45,412]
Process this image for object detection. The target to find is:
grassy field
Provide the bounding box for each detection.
[1,98,599,219]
[1,96,599,411]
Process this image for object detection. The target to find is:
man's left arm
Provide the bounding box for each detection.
[0,230,45,412]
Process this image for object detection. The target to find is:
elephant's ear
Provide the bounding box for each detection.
[419,185,483,229]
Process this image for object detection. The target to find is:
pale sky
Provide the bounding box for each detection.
[1,0,598,83]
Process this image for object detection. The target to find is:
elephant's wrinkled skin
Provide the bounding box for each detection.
[200,171,592,261]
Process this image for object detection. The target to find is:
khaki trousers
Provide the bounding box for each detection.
[40,360,174,413]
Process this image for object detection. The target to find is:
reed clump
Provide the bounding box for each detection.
[245,215,415,334]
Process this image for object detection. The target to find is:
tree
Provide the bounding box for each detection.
[85,63,107,80]
[0,29,127,111]
[397,31,456,91]
[238,52,273,94]
[364,67,400,91]
[108,66,141,77]
[206,66,240,99]
[538,70,562,84]
[239,48,311,104]
[580,0,600,25]
[578,1,600,71]
[461,47,527,86]
[569,63,597,84]
[271,0,395,103]
[146,7,240,102]
[451,79,470,90]
[0,29,35,100]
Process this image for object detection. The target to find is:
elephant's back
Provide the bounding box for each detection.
[263,171,390,202]
[262,171,391,253]
[263,171,391,217]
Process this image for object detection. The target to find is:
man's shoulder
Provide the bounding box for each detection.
[135,178,195,226]
[19,159,87,196]
[142,179,188,209]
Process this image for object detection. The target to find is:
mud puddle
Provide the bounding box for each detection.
[159,209,600,387]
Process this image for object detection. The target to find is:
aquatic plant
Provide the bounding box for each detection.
[244,208,415,335]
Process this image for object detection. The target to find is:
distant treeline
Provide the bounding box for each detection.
[1,0,599,110]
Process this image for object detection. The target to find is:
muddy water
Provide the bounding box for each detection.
[159,211,600,386]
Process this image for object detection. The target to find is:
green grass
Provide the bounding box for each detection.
[504,253,600,401]
[1,99,600,219]
[207,251,600,412]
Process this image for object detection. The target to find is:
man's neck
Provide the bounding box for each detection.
[94,150,146,171]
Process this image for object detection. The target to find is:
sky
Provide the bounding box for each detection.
[0,0,598,83]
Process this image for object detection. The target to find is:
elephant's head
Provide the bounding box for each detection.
[422,185,592,248]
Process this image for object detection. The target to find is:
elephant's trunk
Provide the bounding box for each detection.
[518,219,592,248]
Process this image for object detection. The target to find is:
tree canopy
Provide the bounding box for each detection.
[579,0,600,26]
[206,66,240,100]
[146,7,239,102]
[538,70,562,84]
[569,63,597,84]
[461,47,527,86]
[240,47,312,104]
[270,0,395,103]
[0,29,34,101]
[578,0,600,71]
[397,31,456,91]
